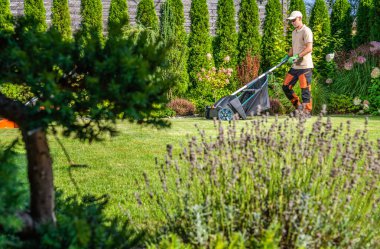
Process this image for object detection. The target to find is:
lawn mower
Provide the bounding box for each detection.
[205,59,287,121]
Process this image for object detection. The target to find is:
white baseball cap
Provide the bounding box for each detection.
[286,11,303,20]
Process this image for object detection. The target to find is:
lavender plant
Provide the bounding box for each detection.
[140,113,380,248]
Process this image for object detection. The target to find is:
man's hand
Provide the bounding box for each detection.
[281,55,290,62]
[288,54,299,64]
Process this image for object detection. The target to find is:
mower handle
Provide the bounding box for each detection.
[231,59,287,96]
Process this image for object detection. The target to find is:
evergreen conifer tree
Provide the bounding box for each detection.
[108,0,129,38]
[331,0,353,50]
[0,0,13,32]
[188,0,213,84]
[24,0,47,31]
[237,0,261,63]
[159,0,189,96]
[136,0,159,30]
[213,0,238,68]
[261,0,285,71]
[52,0,72,39]
[354,0,372,46]
[77,0,104,46]
[309,0,331,74]
[370,0,380,41]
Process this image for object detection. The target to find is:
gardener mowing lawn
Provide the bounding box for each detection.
[282,11,314,117]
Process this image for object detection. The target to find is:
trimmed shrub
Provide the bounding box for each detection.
[187,0,213,85]
[213,0,238,69]
[369,0,380,41]
[76,0,104,46]
[331,0,353,51]
[24,0,47,31]
[237,0,261,64]
[261,0,285,72]
[167,98,195,116]
[136,0,158,30]
[52,0,72,39]
[108,0,129,38]
[327,93,361,114]
[0,0,13,32]
[354,0,373,47]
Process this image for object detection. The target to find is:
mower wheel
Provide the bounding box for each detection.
[218,107,234,121]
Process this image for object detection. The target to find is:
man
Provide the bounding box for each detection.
[282,11,313,116]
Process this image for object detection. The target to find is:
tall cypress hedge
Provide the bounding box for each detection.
[237,0,261,63]
[261,0,285,71]
[370,0,380,41]
[136,0,158,30]
[0,0,13,31]
[331,0,353,50]
[108,0,129,38]
[77,0,103,46]
[354,0,372,46]
[213,0,238,68]
[309,0,331,74]
[160,0,189,96]
[24,0,47,31]
[52,0,72,39]
[188,0,213,85]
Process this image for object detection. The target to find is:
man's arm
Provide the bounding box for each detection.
[298,42,313,58]
[288,47,293,56]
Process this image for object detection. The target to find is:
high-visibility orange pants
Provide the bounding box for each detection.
[282,68,313,112]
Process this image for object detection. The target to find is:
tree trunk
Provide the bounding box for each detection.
[22,129,56,224]
[0,93,56,225]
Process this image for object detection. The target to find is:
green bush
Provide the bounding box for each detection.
[24,0,47,31]
[187,0,213,86]
[141,116,380,248]
[261,0,285,74]
[327,93,361,114]
[108,0,129,39]
[52,0,72,40]
[0,83,34,103]
[213,0,238,69]
[0,141,28,249]
[0,0,13,32]
[368,76,380,115]
[331,0,353,51]
[136,0,158,30]
[237,0,261,64]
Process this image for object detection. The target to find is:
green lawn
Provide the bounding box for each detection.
[1,115,380,227]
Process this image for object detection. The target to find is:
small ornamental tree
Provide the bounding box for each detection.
[0,17,173,227]
[331,0,353,51]
[354,0,373,46]
[213,0,238,69]
[370,0,380,41]
[136,0,159,30]
[24,0,47,31]
[0,0,13,32]
[76,0,104,47]
[188,0,213,85]
[52,0,72,39]
[261,0,285,71]
[108,0,129,38]
[237,0,261,64]
[286,0,307,49]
